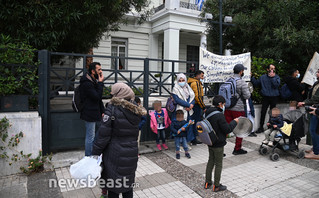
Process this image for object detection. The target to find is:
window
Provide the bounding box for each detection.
[111,38,128,70]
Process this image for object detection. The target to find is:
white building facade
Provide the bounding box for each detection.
[93,0,208,73]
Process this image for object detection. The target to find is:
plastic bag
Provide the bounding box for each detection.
[70,155,103,182]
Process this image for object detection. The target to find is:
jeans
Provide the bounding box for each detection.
[191,104,202,138]
[205,146,224,186]
[264,129,280,142]
[156,129,166,144]
[259,96,278,130]
[174,137,189,152]
[309,115,319,155]
[108,189,133,198]
[85,121,96,156]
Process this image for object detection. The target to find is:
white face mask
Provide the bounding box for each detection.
[200,79,204,83]
[296,74,300,79]
[179,82,186,87]
[222,105,225,113]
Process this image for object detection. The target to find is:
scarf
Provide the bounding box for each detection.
[111,83,135,101]
[176,73,190,99]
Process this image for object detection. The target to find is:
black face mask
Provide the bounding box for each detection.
[241,72,244,77]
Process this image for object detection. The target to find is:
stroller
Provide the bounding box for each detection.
[259,109,308,161]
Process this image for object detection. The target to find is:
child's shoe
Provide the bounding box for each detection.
[213,184,227,192]
[157,144,162,151]
[262,139,269,144]
[185,153,191,158]
[162,143,168,150]
[268,141,274,147]
[176,153,180,159]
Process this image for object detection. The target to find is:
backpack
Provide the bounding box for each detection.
[280,84,292,99]
[196,111,221,146]
[72,85,84,112]
[218,77,240,109]
[166,95,177,113]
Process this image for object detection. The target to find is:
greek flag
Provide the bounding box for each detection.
[195,0,205,11]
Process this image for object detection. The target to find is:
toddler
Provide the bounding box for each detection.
[263,107,284,146]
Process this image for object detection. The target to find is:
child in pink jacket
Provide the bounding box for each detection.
[150,100,171,151]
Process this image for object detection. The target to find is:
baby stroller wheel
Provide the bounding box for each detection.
[259,147,268,155]
[297,150,305,159]
[270,153,280,161]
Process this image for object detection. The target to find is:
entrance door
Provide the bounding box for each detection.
[186,45,199,75]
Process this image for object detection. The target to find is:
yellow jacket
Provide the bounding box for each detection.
[188,77,206,109]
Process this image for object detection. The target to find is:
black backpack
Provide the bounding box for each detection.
[72,86,84,112]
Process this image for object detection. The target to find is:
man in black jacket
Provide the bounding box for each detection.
[204,95,238,192]
[80,62,104,156]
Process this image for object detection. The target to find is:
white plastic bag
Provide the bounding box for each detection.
[70,155,103,182]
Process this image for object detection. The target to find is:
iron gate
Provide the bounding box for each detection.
[37,50,215,154]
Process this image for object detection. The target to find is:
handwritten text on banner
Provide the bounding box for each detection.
[199,48,251,83]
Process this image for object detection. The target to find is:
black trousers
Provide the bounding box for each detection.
[108,189,133,198]
[259,96,278,130]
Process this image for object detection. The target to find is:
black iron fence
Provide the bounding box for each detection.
[1,49,218,153]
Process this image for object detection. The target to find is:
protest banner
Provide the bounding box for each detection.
[302,52,319,86]
[199,48,251,83]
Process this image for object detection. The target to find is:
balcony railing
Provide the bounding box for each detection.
[179,2,200,11]
[154,4,165,13]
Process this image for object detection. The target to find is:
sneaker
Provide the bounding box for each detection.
[157,144,162,151]
[268,141,274,147]
[185,153,191,158]
[204,182,212,189]
[213,184,227,192]
[262,139,269,144]
[176,153,180,159]
[255,128,264,134]
[162,143,168,150]
[248,132,257,137]
[232,149,247,155]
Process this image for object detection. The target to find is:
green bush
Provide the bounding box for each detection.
[0,34,39,96]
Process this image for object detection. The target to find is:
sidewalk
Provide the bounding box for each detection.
[1,133,319,198]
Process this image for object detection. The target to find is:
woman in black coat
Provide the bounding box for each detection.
[284,69,305,103]
[92,83,147,198]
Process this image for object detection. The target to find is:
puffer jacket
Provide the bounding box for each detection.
[92,97,147,193]
[80,73,104,122]
[229,74,251,112]
[205,107,237,148]
[188,77,206,109]
[268,114,284,128]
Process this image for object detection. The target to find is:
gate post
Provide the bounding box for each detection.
[38,50,50,154]
[142,58,150,142]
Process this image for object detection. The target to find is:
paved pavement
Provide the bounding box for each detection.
[1,133,319,198]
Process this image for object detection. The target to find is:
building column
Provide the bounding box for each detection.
[149,34,159,71]
[200,33,207,50]
[165,0,180,10]
[164,28,180,72]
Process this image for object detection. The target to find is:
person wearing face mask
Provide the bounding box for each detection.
[284,69,306,106]
[204,95,238,192]
[172,73,196,142]
[80,62,105,156]
[188,70,206,145]
[224,64,251,155]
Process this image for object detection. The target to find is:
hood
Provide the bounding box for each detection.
[110,97,147,116]
[187,77,199,84]
[80,73,95,84]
